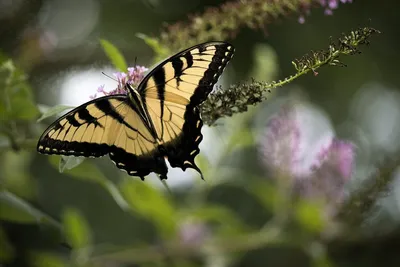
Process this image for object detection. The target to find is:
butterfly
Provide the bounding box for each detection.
[37,42,235,180]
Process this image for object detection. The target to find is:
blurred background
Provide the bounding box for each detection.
[1,0,400,266]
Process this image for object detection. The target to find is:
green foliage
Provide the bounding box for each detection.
[37,105,75,122]
[0,58,39,122]
[59,156,86,173]
[100,39,128,72]
[0,190,59,226]
[31,252,66,267]
[136,33,170,62]
[48,156,129,210]
[295,200,325,234]
[62,208,92,249]
[119,179,176,238]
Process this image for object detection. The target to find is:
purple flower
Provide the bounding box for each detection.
[299,0,352,23]
[90,66,148,99]
[297,138,354,206]
[259,104,355,214]
[260,106,301,177]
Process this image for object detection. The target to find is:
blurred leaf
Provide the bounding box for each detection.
[31,251,66,267]
[0,58,39,121]
[0,190,60,226]
[249,43,278,81]
[295,200,325,233]
[119,179,176,237]
[1,150,36,199]
[248,180,279,211]
[136,33,169,61]
[48,156,130,210]
[37,104,74,122]
[189,205,249,235]
[0,226,15,263]
[194,153,210,180]
[100,39,128,72]
[62,207,92,249]
[59,156,85,172]
[225,127,254,153]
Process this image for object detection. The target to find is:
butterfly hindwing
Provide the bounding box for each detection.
[37,95,169,179]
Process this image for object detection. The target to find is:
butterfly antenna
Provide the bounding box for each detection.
[101,72,118,82]
[134,56,138,68]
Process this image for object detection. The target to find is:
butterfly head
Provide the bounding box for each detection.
[126,82,141,98]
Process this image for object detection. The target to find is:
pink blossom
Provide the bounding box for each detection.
[259,104,355,214]
[90,66,148,99]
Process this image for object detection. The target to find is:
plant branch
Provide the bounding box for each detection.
[200,26,380,126]
[155,0,330,56]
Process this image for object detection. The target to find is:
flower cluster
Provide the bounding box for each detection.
[157,0,354,54]
[299,0,353,23]
[90,66,148,99]
[259,105,355,214]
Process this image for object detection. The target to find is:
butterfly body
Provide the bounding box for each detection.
[37,42,234,180]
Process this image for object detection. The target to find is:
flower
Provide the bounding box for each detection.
[259,104,355,214]
[90,65,148,99]
[298,0,353,23]
[260,106,301,177]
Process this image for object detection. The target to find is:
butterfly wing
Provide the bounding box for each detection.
[37,95,168,179]
[138,42,235,176]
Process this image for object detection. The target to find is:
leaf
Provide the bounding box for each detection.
[188,205,249,235]
[62,207,92,249]
[295,200,325,233]
[119,179,176,237]
[37,104,75,122]
[0,59,39,121]
[100,39,128,72]
[247,180,279,211]
[31,252,66,267]
[0,190,60,227]
[249,43,278,81]
[59,156,85,172]
[136,33,170,61]
[48,156,130,210]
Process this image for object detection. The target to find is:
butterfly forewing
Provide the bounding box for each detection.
[37,95,169,179]
[139,42,234,175]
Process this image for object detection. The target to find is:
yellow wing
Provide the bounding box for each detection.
[138,42,235,175]
[37,95,169,179]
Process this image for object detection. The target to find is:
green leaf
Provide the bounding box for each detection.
[248,180,279,211]
[100,39,128,72]
[48,156,130,210]
[59,156,85,173]
[62,207,92,249]
[31,252,66,267]
[295,200,325,233]
[37,104,75,122]
[249,43,278,81]
[0,190,60,227]
[188,205,248,235]
[136,33,170,61]
[120,179,176,237]
[0,59,39,121]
